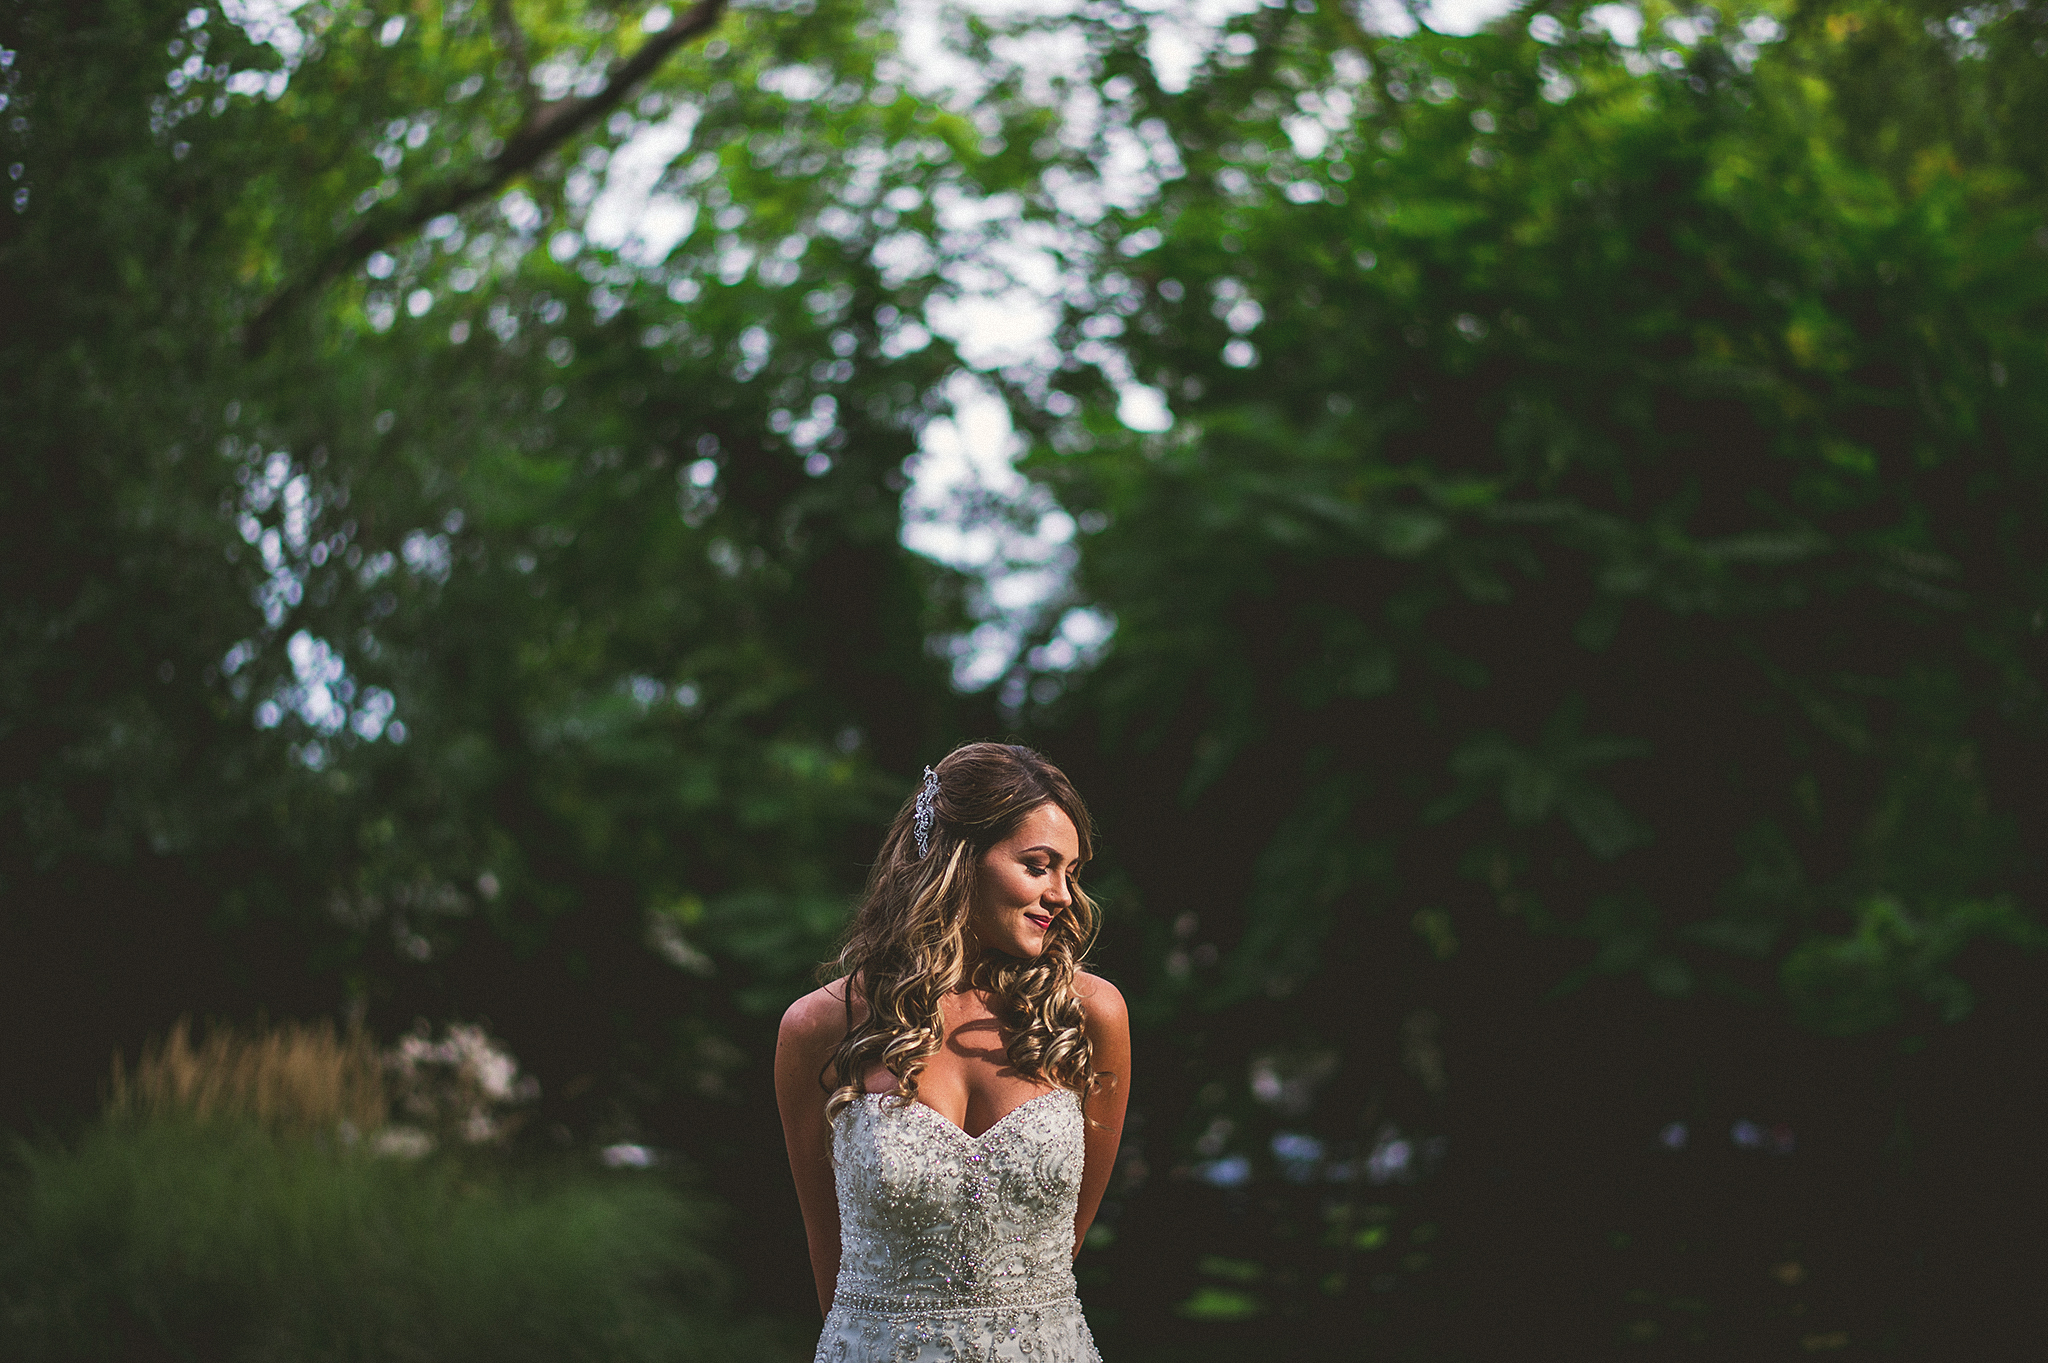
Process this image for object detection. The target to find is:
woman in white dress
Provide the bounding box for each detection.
[776,742,1131,1363]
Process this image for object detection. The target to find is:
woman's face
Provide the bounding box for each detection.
[967,801,1082,961]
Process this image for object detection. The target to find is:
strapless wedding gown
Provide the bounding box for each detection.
[814,1088,1103,1363]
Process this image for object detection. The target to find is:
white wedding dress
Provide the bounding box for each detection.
[814,1088,1103,1363]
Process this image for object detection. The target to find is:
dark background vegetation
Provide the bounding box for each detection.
[3,0,2045,1357]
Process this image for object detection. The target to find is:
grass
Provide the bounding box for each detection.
[1,1019,808,1363]
[0,1118,790,1363]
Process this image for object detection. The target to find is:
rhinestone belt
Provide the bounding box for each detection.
[830,1286,1082,1320]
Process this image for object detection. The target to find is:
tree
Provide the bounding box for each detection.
[0,0,1032,1142]
[971,0,2048,1351]
[1016,0,2048,1060]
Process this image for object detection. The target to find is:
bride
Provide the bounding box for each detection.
[776,742,1131,1363]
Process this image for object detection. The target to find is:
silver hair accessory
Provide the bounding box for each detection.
[913,765,940,859]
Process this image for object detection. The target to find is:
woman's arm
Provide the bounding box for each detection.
[1072,971,1131,1257]
[775,983,850,1318]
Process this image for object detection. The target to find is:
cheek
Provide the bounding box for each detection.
[967,895,1011,937]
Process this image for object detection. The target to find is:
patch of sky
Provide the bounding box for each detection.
[1195,1154,1252,1188]
[1351,0,1419,38]
[224,439,404,746]
[533,52,610,103]
[220,0,307,99]
[499,189,545,236]
[1366,1127,1416,1184]
[734,324,771,381]
[254,630,400,749]
[1585,3,1645,46]
[1421,0,1522,36]
[787,394,839,452]
[1744,14,1784,43]
[401,528,454,582]
[1662,10,1713,45]
[601,1142,658,1167]
[873,229,941,290]
[1116,384,1171,433]
[883,3,1230,702]
[876,304,933,358]
[234,447,312,627]
[903,374,1100,697]
[759,63,831,102]
[585,104,703,266]
[1117,0,1263,95]
[351,684,397,739]
[887,0,1011,103]
[1271,1132,1325,1183]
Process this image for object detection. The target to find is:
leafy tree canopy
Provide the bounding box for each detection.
[1001,0,2048,1041]
[0,0,1044,1124]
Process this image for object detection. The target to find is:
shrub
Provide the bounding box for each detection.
[3,1020,804,1362]
[0,1119,781,1363]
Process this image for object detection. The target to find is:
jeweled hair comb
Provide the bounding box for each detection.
[913,765,940,858]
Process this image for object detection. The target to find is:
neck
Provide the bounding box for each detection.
[958,947,1006,991]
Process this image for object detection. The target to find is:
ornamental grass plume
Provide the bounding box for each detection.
[106,1016,388,1138]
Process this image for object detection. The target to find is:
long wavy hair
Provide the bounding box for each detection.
[822,742,1101,1124]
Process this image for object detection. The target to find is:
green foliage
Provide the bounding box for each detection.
[0,1119,792,1363]
[1175,1286,1264,1322]
[0,0,1011,1120]
[1020,0,2048,1037]
[1778,891,2043,1034]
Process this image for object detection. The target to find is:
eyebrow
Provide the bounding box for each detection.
[1018,844,1078,864]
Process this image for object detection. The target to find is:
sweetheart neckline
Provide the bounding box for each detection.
[859,1086,1073,1143]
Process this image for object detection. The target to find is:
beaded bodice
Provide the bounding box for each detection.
[830,1088,1084,1316]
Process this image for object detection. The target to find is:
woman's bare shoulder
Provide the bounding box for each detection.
[779,978,856,1047]
[781,975,877,1057]
[1074,970,1128,1030]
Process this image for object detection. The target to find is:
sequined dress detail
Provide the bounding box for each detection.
[814,1088,1102,1363]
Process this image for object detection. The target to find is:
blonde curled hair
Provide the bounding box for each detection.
[822,743,1101,1124]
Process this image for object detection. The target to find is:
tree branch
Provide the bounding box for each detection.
[242,0,728,357]
[490,0,537,119]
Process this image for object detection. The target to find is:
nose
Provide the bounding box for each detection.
[1044,873,1072,911]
